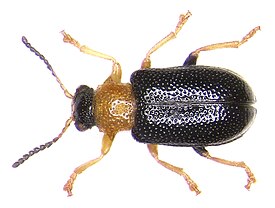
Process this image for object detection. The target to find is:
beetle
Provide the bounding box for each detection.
[12,11,259,196]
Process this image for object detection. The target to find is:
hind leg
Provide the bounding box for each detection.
[193,147,256,190]
[183,26,260,66]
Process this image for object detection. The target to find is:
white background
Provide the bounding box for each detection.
[1,0,274,207]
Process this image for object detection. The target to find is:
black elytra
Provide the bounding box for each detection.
[130,65,256,146]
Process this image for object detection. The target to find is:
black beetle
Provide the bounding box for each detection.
[13,11,259,196]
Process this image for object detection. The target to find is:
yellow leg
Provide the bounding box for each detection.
[148,144,201,195]
[194,147,256,190]
[184,26,260,65]
[141,11,192,69]
[61,31,122,83]
[63,133,115,196]
[206,154,256,190]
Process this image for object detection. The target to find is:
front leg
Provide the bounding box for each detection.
[64,133,115,196]
[61,31,122,83]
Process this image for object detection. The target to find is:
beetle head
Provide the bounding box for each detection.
[73,85,96,131]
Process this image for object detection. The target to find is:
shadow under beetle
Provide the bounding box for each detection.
[13,11,260,196]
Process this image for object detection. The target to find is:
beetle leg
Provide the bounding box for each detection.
[141,11,192,69]
[61,31,122,83]
[147,144,201,195]
[63,133,114,196]
[183,26,260,66]
[193,147,256,190]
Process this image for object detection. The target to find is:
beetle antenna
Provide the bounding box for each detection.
[12,117,73,168]
[21,36,73,99]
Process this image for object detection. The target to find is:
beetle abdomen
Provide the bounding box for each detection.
[130,66,256,146]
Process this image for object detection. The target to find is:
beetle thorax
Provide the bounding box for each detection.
[94,82,135,135]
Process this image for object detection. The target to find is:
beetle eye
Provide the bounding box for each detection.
[73,85,96,131]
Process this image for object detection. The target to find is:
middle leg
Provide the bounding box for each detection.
[148,144,201,195]
[141,11,192,69]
